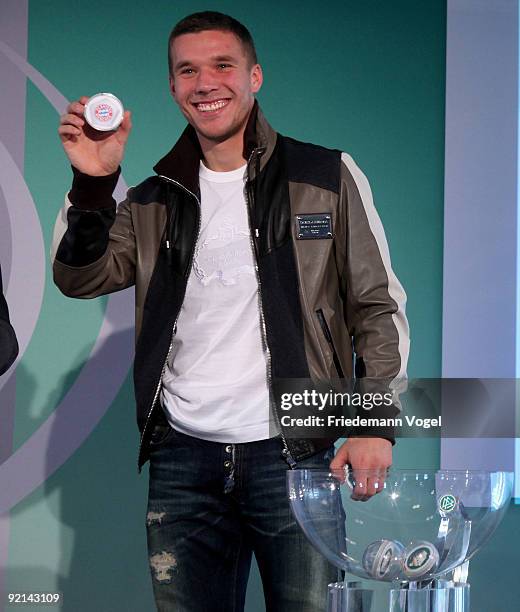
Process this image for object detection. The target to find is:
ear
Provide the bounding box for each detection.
[250,63,263,94]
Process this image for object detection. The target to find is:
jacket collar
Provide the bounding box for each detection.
[153,100,277,195]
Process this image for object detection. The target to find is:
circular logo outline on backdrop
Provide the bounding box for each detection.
[0,40,135,513]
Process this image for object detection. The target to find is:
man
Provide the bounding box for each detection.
[0,263,18,376]
[54,11,408,611]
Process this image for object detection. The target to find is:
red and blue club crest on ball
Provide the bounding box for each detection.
[94,103,113,122]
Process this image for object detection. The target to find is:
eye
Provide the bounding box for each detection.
[217,63,232,70]
[180,67,194,75]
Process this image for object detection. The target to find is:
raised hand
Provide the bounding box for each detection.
[58,95,132,176]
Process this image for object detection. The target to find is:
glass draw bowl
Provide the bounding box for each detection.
[287,468,513,583]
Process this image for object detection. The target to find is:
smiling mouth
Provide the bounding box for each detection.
[193,99,230,112]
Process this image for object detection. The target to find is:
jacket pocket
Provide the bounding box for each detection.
[316,309,345,379]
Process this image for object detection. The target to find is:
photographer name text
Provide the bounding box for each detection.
[280,414,441,429]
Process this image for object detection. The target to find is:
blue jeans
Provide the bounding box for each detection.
[146,424,339,612]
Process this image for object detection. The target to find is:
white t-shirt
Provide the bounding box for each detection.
[161,161,272,442]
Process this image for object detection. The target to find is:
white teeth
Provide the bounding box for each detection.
[196,100,228,112]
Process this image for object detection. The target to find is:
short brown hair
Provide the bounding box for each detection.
[168,11,258,75]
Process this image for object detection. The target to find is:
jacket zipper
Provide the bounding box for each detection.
[245,148,297,469]
[137,175,201,470]
[316,308,345,379]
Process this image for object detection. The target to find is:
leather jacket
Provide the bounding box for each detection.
[52,103,409,469]
[0,263,19,376]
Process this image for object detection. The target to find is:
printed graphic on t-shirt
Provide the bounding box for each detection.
[192,218,255,286]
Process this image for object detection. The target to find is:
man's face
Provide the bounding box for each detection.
[169,30,262,146]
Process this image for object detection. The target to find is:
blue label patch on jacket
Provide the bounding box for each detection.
[296,213,333,240]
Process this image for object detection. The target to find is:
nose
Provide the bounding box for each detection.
[195,67,219,95]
